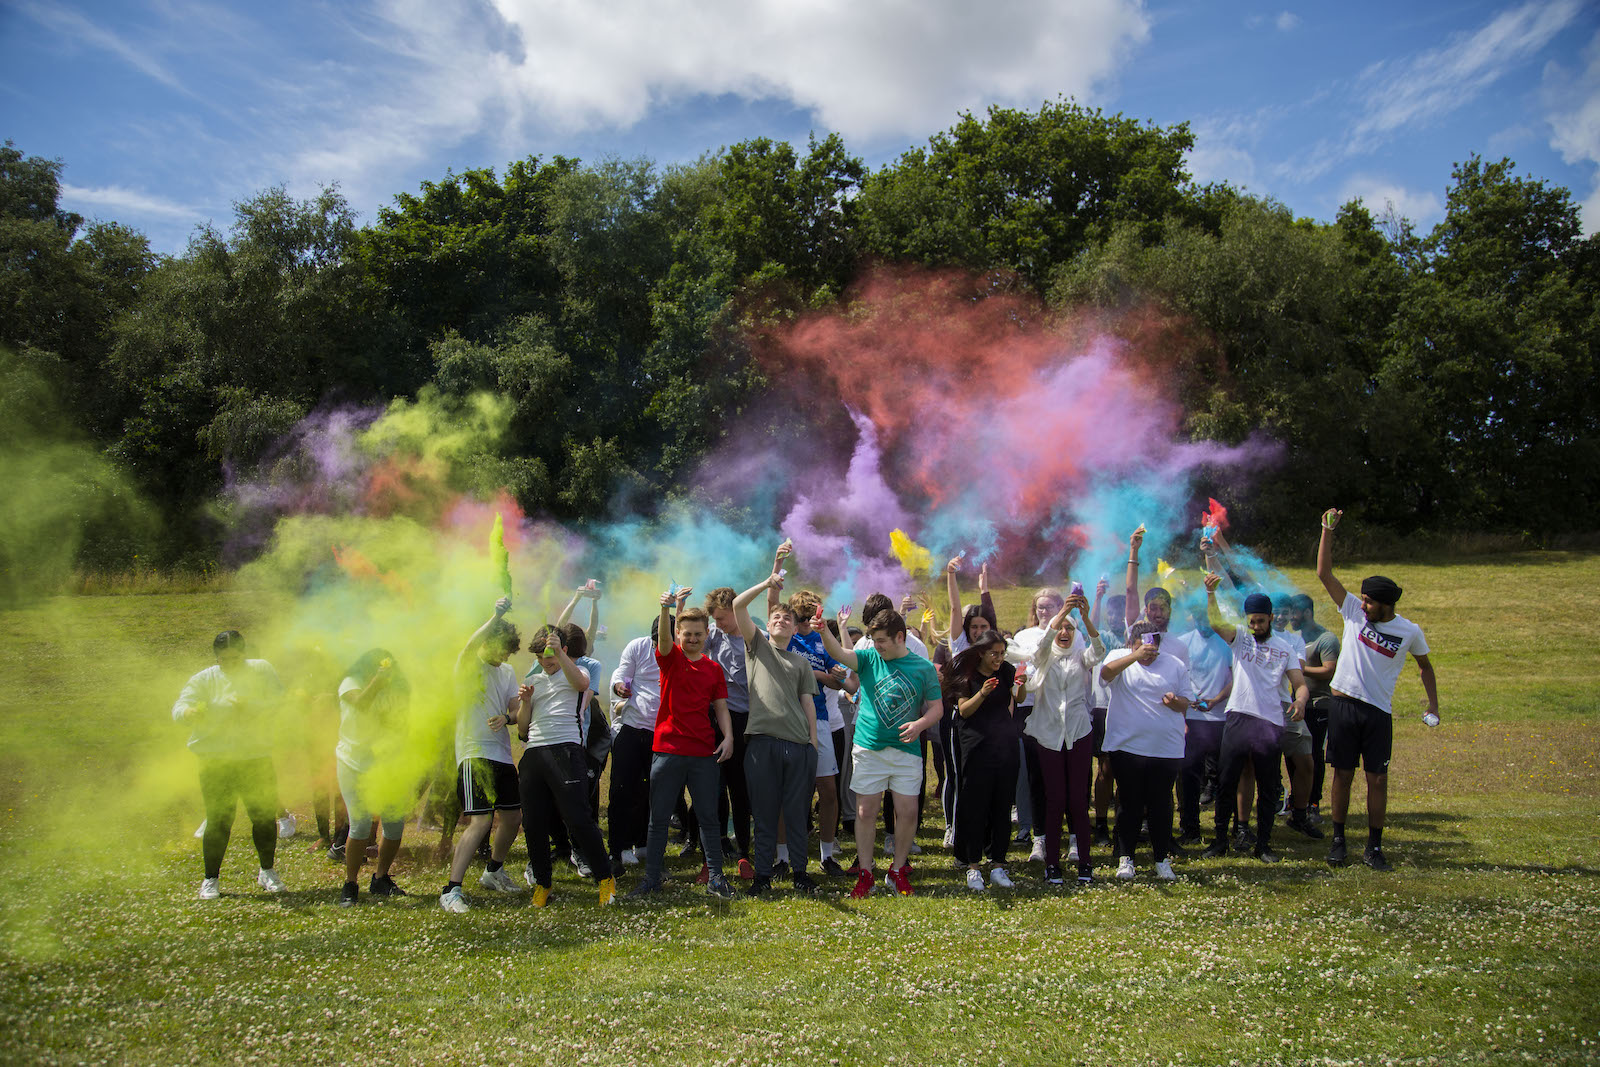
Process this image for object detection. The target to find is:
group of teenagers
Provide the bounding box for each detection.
[171,507,1440,909]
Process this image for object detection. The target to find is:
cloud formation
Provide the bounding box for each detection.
[1542,28,1600,234]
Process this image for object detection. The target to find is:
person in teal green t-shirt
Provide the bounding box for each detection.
[818,608,942,899]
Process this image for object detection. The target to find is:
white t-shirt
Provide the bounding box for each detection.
[1178,630,1231,722]
[523,664,589,748]
[171,660,283,760]
[1225,629,1298,725]
[1330,593,1429,714]
[456,660,518,765]
[854,632,929,659]
[610,636,662,730]
[1091,633,1123,710]
[336,675,405,772]
[1102,650,1189,759]
[1276,629,1307,702]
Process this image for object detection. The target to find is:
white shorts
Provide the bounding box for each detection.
[815,729,839,778]
[850,744,923,796]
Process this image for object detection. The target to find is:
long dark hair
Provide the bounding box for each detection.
[342,647,410,697]
[942,630,1008,701]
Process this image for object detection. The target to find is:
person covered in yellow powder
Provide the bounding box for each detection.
[172,630,289,900]
[334,648,415,906]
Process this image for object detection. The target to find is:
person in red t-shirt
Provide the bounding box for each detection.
[628,588,735,900]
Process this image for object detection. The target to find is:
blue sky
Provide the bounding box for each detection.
[4,0,1596,255]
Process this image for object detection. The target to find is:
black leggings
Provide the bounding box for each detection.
[520,744,611,888]
[1215,712,1283,851]
[939,712,960,826]
[198,757,278,879]
[1109,751,1179,863]
[607,724,654,862]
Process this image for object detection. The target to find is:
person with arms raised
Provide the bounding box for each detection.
[1316,509,1439,871]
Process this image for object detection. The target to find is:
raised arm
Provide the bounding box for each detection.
[1124,527,1145,628]
[457,597,512,673]
[547,631,590,694]
[944,557,963,649]
[655,592,676,657]
[1202,572,1237,645]
[1100,641,1157,685]
[767,542,791,614]
[1091,576,1108,629]
[732,574,778,643]
[1316,509,1348,609]
[977,563,998,630]
[817,611,860,672]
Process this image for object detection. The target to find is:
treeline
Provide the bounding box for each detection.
[2,99,1596,569]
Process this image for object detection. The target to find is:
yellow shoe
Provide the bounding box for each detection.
[531,884,551,908]
[597,876,617,906]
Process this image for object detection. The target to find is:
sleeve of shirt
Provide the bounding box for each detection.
[917,660,942,703]
[710,661,729,701]
[612,641,638,690]
[172,670,208,721]
[800,660,819,697]
[1411,627,1430,656]
[1340,593,1364,626]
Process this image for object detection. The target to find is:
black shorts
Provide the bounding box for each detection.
[1090,707,1108,757]
[457,758,521,815]
[1324,696,1393,773]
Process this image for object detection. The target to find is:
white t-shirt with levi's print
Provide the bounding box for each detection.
[1331,593,1429,714]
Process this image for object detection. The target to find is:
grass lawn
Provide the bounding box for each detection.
[1,552,1597,1065]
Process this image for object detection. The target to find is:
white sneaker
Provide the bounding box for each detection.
[193,820,207,839]
[942,826,956,849]
[1028,836,1046,864]
[989,867,1014,889]
[479,867,521,893]
[523,862,536,888]
[1116,856,1136,881]
[198,877,220,900]
[1155,859,1177,882]
[1066,835,1080,863]
[621,848,640,866]
[965,868,986,891]
[571,850,594,878]
[257,868,286,893]
[439,886,470,913]
[276,813,297,838]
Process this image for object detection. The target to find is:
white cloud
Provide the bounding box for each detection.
[281,0,1151,199]
[15,0,186,92]
[60,183,201,221]
[1543,29,1600,234]
[1275,11,1301,31]
[1335,175,1443,224]
[1350,0,1580,146]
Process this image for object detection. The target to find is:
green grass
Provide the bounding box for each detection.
[2,553,1598,1065]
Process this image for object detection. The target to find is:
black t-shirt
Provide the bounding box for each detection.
[955,661,1018,749]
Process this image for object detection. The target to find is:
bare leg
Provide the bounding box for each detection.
[449,815,494,884]
[855,792,882,870]
[1289,754,1312,808]
[891,792,918,870]
[490,808,522,861]
[343,835,372,883]
[1365,771,1387,829]
[817,775,838,854]
[1330,768,1355,824]
[376,832,402,877]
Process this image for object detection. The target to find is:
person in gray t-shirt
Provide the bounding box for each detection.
[732,571,820,894]
[1290,592,1340,818]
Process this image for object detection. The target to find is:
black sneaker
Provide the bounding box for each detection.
[1176,829,1204,847]
[1201,839,1228,859]
[627,879,664,898]
[1044,864,1064,886]
[1197,784,1217,807]
[706,872,735,900]
[369,874,407,897]
[1233,826,1256,850]
[327,843,346,862]
[1327,839,1348,866]
[791,872,819,895]
[772,859,791,878]
[1363,847,1392,872]
[338,881,359,907]
[1254,849,1281,864]
[1092,826,1113,849]
[1288,814,1325,839]
[678,838,699,858]
[820,857,847,878]
[745,875,773,898]
[1167,841,1188,860]
[1076,865,1094,885]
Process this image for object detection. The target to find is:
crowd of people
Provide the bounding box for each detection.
[170,509,1440,908]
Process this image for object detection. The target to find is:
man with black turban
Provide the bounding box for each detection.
[1315,509,1440,871]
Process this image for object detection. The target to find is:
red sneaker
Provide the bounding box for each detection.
[849,868,876,899]
[737,857,755,881]
[886,864,914,896]
[694,863,710,885]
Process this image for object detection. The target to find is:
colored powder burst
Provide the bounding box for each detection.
[888,529,933,579]
[489,513,513,600]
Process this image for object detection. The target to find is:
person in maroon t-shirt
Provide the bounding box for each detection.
[628,588,735,900]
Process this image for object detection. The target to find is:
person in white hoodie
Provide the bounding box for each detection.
[172,630,287,900]
[1022,594,1106,885]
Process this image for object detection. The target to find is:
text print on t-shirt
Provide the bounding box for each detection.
[1358,624,1403,659]
[873,670,920,730]
[1241,640,1292,671]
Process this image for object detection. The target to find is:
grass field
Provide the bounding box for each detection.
[1,552,1598,1065]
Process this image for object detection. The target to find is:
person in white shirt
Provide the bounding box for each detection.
[1023,594,1105,884]
[333,648,413,906]
[516,624,616,907]
[606,601,679,869]
[439,599,532,913]
[1099,622,1191,881]
[1199,576,1309,863]
[171,630,287,900]
[1316,509,1439,871]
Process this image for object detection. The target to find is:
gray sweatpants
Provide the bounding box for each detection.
[746,734,819,878]
[646,752,723,883]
